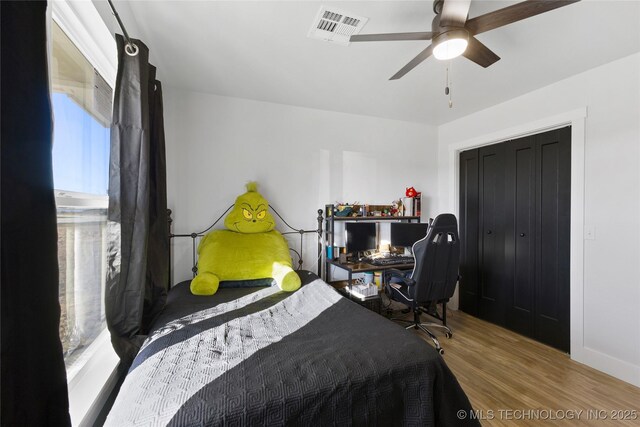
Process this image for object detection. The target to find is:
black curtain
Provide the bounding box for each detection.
[1,1,71,425]
[106,35,169,365]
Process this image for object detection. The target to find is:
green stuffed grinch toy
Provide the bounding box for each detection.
[190,182,302,296]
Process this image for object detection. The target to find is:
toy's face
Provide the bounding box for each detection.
[224,191,275,233]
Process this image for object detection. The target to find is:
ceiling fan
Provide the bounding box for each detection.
[350,0,581,80]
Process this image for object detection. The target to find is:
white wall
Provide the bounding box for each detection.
[437,53,640,387]
[163,89,438,284]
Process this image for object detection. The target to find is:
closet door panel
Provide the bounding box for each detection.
[478,144,505,324]
[514,147,535,310]
[504,137,536,335]
[459,150,479,315]
[535,127,571,352]
[458,127,570,351]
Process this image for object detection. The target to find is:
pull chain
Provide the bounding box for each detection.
[445,62,453,108]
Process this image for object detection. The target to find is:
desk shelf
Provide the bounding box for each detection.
[323,204,420,286]
[331,216,420,222]
[328,280,383,313]
[328,280,379,299]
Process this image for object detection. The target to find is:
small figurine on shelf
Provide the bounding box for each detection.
[405,187,418,198]
[334,204,353,217]
[390,199,401,216]
[335,201,362,217]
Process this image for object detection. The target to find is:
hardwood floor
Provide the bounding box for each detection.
[403,309,640,426]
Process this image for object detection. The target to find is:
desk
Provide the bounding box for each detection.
[327,259,414,312]
[322,204,420,282]
[328,259,414,278]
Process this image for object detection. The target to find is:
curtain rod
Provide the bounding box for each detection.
[107,0,139,56]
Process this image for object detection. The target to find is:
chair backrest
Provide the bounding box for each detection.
[410,214,460,303]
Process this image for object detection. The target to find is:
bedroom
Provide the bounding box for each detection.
[1,0,639,426]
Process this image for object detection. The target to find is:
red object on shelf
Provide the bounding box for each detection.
[405,187,418,197]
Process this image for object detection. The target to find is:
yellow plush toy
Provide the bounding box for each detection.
[190,182,302,296]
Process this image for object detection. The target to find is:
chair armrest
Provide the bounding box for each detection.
[386,269,415,286]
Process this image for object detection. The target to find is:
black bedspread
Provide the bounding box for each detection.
[106,272,478,426]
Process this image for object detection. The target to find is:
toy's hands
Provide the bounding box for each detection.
[190,272,220,296]
[272,263,301,292]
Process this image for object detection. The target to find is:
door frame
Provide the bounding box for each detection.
[446,107,586,360]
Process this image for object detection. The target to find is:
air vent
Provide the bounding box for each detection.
[307,6,368,46]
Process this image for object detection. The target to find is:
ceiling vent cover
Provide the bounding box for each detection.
[307,6,368,45]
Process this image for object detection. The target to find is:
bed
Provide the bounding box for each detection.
[105,207,478,426]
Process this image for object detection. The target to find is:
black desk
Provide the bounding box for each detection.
[327,259,414,312]
[327,259,414,278]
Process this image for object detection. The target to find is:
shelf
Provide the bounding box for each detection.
[327,260,378,273]
[328,280,350,289]
[329,281,381,301]
[331,215,420,222]
[328,259,414,272]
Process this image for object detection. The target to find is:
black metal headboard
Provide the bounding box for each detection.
[168,207,324,282]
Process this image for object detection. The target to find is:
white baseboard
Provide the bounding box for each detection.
[572,346,640,388]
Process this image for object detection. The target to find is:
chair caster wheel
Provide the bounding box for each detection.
[445,332,453,339]
[438,348,445,355]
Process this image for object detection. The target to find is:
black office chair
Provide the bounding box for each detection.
[385,214,460,355]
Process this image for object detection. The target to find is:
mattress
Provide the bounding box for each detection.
[106,271,478,426]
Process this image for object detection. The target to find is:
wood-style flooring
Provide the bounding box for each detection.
[402,309,640,426]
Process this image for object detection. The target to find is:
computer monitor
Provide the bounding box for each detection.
[390,222,429,248]
[345,222,377,254]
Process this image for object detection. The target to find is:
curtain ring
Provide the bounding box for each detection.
[125,42,139,57]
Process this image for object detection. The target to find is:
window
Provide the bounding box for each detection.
[51,21,112,375]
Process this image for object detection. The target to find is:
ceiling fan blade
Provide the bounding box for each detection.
[440,0,472,27]
[390,44,434,80]
[462,37,500,68]
[350,32,433,42]
[466,0,581,35]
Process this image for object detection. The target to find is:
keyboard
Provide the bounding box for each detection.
[368,255,414,266]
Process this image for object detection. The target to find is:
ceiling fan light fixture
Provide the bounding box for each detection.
[432,29,469,60]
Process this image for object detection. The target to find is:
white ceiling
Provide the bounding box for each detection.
[98,1,640,125]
